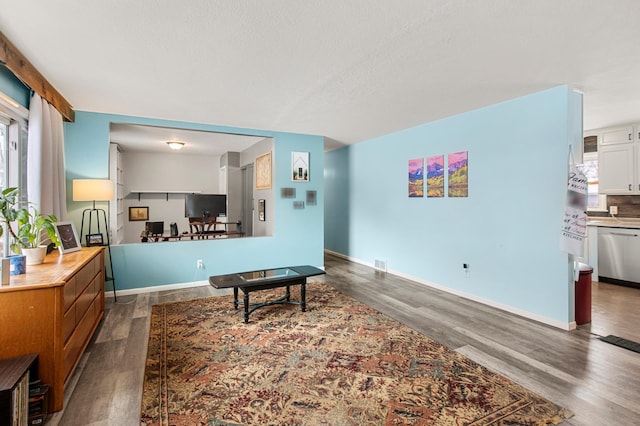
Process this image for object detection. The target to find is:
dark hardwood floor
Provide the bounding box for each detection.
[49,254,640,425]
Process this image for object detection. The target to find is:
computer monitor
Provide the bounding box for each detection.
[145,221,164,235]
[184,194,227,219]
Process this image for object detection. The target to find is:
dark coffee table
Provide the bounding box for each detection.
[209,265,326,323]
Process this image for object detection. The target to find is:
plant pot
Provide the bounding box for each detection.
[8,254,26,275]
[23,246,47,265]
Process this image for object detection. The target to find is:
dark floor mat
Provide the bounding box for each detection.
[599,335,640,353]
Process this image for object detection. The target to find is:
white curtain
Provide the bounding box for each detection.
[27,92,67,220]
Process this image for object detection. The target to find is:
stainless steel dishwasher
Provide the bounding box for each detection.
[598,227,640,284]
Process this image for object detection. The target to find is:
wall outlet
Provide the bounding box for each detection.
[197,259,203,269]
[609,205,618,215]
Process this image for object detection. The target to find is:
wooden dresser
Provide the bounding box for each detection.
[0,247,105,412]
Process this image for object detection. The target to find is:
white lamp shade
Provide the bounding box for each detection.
[73,179,114,201]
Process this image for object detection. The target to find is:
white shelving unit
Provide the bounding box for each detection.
[109,143,125,244]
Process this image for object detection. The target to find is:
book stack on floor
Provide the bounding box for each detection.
[28,380,48,426]
[10,369,29,426]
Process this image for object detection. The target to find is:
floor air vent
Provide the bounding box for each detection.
[374,259,387,272]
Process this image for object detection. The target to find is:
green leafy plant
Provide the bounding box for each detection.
[0,187,60,254]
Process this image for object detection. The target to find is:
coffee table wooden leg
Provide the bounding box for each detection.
[244,291,250,323]
[301,282,306,312]
[233,287,239,310]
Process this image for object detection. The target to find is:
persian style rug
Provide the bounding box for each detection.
[141,283,571,425]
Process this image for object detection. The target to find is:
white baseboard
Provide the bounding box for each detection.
[324,250,574,331]
[105,262,328,298]
[106,280,210,298]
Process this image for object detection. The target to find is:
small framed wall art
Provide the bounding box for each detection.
[129,206,149,221]
[258,199,266,221]
[292,152,309,182]
[256,151,272,190]
[306,190,317,206]
[281,188,296,198]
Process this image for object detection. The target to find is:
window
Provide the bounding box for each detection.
[581,151,607,211]
[0,93,28,257]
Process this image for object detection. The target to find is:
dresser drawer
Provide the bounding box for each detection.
[93,255,102,276]
[74,279,95,323]
[63,276,77,312]
[62,304,75,342]
[75,260,96,298]
[63,296,99,380]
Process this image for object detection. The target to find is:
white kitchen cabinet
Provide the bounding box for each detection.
[600,125,634,146]
[599,143,635,193]
[597,123,640,194]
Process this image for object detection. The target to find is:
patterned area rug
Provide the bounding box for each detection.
[141,283,572,425]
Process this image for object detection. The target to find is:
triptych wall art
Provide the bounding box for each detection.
[408,151,468,198]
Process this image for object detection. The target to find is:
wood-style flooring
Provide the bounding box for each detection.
[49,254,640,425]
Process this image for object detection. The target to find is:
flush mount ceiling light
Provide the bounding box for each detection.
[166,141,185,150]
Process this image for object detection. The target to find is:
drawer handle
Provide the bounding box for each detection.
[629,133,633,141]
[630,184,633,191]
[611,232,638,237]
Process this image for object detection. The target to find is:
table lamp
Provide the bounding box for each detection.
[73,179,114,242]
[72,179,117,299]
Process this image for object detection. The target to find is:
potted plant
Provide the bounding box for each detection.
[0,187,60,267]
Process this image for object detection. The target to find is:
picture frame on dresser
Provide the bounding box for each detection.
[86,233,104,247]
[54,221,82,254]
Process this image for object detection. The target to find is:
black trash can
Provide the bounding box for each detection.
[575,263,593,325]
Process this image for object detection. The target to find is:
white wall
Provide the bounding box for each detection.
[124,152,219,193]
[122,152,220,243]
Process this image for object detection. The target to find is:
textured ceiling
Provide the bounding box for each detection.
[1,0,639,150]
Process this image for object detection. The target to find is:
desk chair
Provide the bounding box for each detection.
[189,217,226,239]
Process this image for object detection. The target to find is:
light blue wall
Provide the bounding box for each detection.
[0,65,30,108]
[64,111,324,290]
[325,86,581,325]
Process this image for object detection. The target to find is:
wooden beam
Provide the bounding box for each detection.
[0,31,75,122]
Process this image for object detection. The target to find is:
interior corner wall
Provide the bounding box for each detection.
[240,138,276,237]
[64,111,324,291]
[325,86,579,327]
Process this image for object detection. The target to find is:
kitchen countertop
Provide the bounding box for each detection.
[587,217,640,229]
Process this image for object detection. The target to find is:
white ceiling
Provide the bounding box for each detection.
[1,0,639,151]
[110,123,268,156]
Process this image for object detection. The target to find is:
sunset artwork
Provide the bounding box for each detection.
[408,158,424,197]
[427,155,445,197]
[448,151,468,197]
